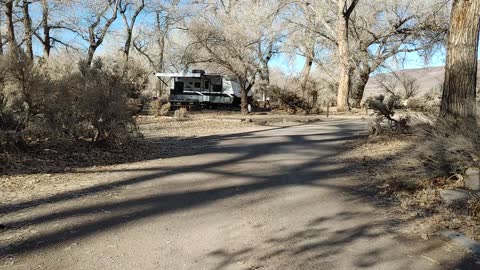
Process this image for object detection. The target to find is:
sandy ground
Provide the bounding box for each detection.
[0,116,478,269]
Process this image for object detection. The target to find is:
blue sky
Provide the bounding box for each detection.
[269,48,448,75]
[29,2,477,76]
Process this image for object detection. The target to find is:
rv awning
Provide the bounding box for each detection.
[154,72,202,78]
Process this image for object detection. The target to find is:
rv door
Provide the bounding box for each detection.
[201,78,211,103]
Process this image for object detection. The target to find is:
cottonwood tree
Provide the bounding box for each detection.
[440,0,480,124]
[132,0,184,72]
[187,0,283,114]
[284,2,341,106]
[348,0,449,107]
[20,0,34,60]
[335,0,359,111]
[34,0,79,59]
[303,0,448,109]
[302,0,360,111]
[0,4,3,55]
[2,0,17,54]
[284,2,319,98]
[74,0,120,66]
[119,0,145,66]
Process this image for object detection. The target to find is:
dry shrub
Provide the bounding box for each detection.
[405,89,441,113]
[365,95,410,135]
[417,117,480,175]
[150,96,171,116]
[0,53,143,150]
[0,52,50,150]
[174,107,188,118]
[47,59,139,146]
[268,86,312,114]
[468,196,480,221]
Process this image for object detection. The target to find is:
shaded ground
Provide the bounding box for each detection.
[0,115,265,177]
[0,118,477,269]
[0,112,324,177]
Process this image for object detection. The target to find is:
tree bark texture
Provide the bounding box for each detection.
[440,0,480,123]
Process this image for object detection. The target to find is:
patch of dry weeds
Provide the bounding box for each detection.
[344,133,480,240]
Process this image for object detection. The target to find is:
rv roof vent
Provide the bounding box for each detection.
[192,69,206,75]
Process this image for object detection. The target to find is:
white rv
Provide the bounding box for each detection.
[154,70,254,108]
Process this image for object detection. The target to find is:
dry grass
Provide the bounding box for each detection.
[138,115,262,138]
[344,127,480,240]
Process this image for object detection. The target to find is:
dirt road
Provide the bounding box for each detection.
[0,119,476,269]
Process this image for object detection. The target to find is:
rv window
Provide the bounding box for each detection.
[213,84,222,92]
[204,81,210,90]
[174,81,184,93]
[194,82,201,88]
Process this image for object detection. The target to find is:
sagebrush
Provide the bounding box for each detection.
[0,54,146,151]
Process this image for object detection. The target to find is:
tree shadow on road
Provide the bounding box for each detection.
[206,210,478,269]
[0,119,476,269]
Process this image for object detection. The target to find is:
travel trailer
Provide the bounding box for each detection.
[154,70,254,108]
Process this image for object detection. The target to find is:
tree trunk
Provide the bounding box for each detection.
[86,1,119,67]
[123,29,132,65]
[157,34,165,71]
[4,0,17,54]
[41,0,51,58]
[121,26,132,74]
[351,68,370,108]
[155,10,166,71]
[240,82,248,114]
[300,51,314,98]
[22,1,33,60]
[157,34,165,96]
[336,8,350,112]
[86,46,96,66]
[0,4,3,56]
[120,0,144,69]
[440,0,480,124]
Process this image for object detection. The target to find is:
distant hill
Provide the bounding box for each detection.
[364,63,480,100]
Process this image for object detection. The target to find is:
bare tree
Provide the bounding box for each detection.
[440,0,480,124]
[397,74,419,99]
[3,0,17,54]
[300,0,447,109]
[378,72,419,100]
[119,0,144,66]
[39,0,50,57]
[294,3,317,98]
[336,0,359,112]
[348,0,448,107]
[78,0,120,66]
[302,0,359,111]
[0,4,3,55]
[21,0,34,60]
[33,0,80,59]
[188,0,283,114]
[133,0,183,71]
